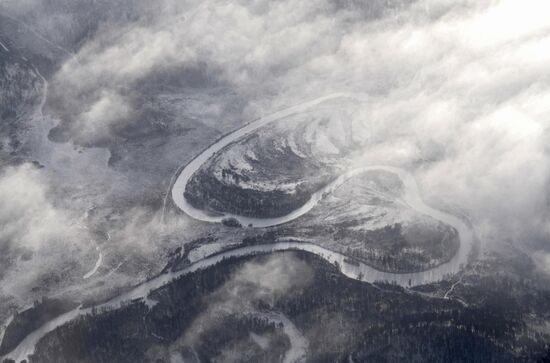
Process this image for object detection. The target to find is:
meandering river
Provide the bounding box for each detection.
[3,93,474,362]
[171,92,474,283]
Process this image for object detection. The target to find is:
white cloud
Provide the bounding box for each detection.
[181,252,313,346]
[0,164,94,300]
[3,0,550,295]
[44,0,549,245]
[76,90,132,143]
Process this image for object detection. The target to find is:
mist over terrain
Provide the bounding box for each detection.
[1,0,550,362]
[6,0,550,240]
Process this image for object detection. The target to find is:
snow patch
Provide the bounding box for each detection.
[250,332,270,350]
[83,246,103,279]
[0,40,9,52]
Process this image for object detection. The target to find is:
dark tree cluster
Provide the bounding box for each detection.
[185,171,327,218]
[12,251,550,363]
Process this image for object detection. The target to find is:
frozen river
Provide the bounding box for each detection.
[171,92,474,284]
[3,93,474,362]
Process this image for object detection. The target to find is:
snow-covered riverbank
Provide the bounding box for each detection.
[3,94,475,362]
[170,93,474,282]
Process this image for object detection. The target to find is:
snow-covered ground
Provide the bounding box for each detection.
[170,92,474,270]
[2,94,475,362]
[187,241,231,262]
[82,246,103,279]
[170,93,369,218]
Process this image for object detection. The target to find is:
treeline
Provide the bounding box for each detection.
[185,171,326,218]
[271,253,548,362]
[25,255,256,363]
[16,251,550,363]
[0,298,78,356]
